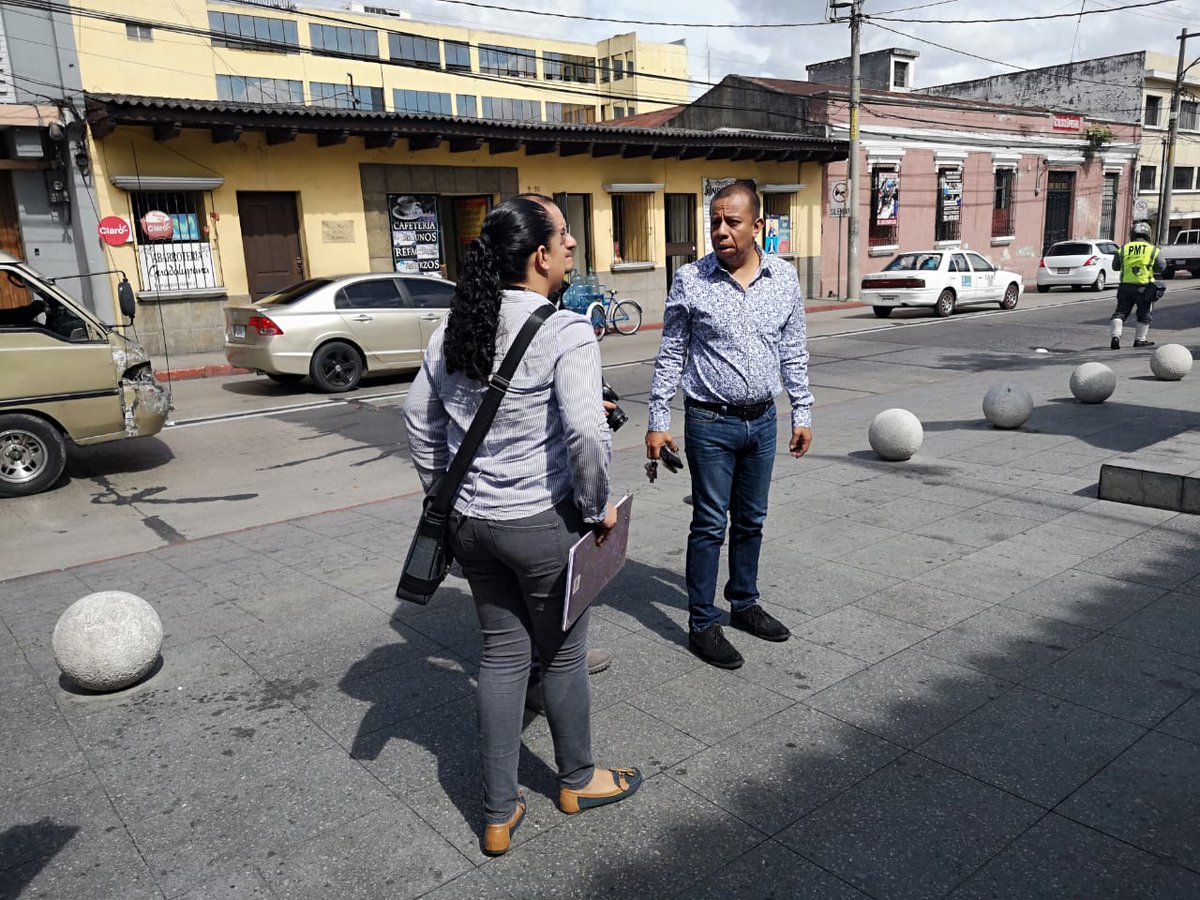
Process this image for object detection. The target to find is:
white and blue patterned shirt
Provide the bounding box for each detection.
[404,290,611,523]
[648,250,813,431]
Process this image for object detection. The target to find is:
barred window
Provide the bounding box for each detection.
[309,24,378,59]
[479,44,536,79]
[129,191,223,293]
[1173,166,1195,191]
[208,12,298,52]
[1181,99,1198,132]
[1139,166,1157,192]
[869,167,899,248]
[611,193,653,266]
[936,167,962,243]
[389,32,440,68]
[393,90,453,115]
[216,75,303,105]
[992,168,1014,238]
[310,82,384,110]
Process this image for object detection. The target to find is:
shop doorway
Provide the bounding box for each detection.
[436,195,492,281]
[554,193,593,277]
[1042,171,1075,254]
[237,192,303,300]
[664,193,697,288]
[0,174,27,310]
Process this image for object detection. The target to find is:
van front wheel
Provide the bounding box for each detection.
[0,414,67,497]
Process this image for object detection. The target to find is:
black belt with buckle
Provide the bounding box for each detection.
[686,398,771,421]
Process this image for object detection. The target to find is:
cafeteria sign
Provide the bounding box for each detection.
[388,194,441,274]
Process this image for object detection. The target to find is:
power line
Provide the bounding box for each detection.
[868,0,1176,23]
[427,0,831,28]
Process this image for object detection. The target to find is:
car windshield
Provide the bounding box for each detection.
[884,253,941,272]
[1048,242,1092,257]
[258,278,334,306]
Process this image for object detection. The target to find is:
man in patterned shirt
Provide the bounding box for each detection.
[646,181,813,670]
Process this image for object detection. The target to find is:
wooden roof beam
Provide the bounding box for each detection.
[408,134,443,151]
[449,136,484,152]
[363,131,398,150]
[591,143,625,158]
[558,141,592,156]
[211,124,242,144]
[524,140,558,156]
[622,145,655,159]
[265,126,297,145]
[153,121,182,142]
[488,138,522,154]
[678,145,709,160]
[317,130,349,148]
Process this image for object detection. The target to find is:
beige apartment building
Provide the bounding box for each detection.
[74,0,688,124]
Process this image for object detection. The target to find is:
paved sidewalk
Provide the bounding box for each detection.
[4,318,1200,897]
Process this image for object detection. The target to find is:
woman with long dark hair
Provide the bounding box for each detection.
[405,196,641,856]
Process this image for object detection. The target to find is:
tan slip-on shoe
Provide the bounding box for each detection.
[482,792,526,856]
[558,767,642,815]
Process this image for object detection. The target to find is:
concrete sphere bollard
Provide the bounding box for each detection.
[52,591,163,691]
[982,383,1034,429]
[868,408,923,461]
[1150,343,1193,381]
[1069,362,1116,404]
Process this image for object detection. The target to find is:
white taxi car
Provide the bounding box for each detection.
[861,250,1024,318]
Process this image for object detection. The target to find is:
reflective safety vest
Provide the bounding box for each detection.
[1120,241,1159,285]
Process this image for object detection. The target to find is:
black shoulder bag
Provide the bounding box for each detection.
[397,304,555,604]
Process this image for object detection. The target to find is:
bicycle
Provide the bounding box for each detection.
[584,288,642,341]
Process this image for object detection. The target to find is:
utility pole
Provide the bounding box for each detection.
[1156,29,1200,243]
[829,0,862,301]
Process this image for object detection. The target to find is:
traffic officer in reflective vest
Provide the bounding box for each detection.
[1110,221,1163,350]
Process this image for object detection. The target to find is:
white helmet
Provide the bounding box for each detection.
[1131,221,1153,239]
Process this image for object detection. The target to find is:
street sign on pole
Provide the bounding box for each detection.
[829,179,848,217]
[1133,199,1149,220]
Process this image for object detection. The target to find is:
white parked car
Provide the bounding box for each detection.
[861,250,1023,318]
[1036,239,1120,292]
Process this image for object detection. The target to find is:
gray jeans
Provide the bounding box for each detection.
[449,500,595,824]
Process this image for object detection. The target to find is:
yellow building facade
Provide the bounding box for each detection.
[1140,50,1200,238]
[74,0,688,125]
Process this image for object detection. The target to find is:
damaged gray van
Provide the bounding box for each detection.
[0,252,170,497]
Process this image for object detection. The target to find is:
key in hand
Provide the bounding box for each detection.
[644,461,658,484]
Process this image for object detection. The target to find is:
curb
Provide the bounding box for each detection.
[160,363,251,382]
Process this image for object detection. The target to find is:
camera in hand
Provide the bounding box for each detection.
[601,382,628,432]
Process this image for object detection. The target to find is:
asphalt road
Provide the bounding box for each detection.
[6,281,1198,580]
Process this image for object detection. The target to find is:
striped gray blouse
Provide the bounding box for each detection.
[404,289,612,523]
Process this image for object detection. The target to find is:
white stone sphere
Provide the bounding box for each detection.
[52,591,163,691]
[868,408,923,461]
[1150,343,1193,381]
[1069,362,1116,404]
[982,383,1034,429]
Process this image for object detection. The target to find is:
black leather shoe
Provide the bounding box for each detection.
[729,604,791,642]
[1110,337,1120,350]
[688,625,744,669]
[1133,339,1155,348]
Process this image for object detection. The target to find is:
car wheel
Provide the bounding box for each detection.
[872,306,893,318]
[1092,270,1106,291]
[1163,267,1176,280]
[266,373,305,385]
[1036,285,1050,294]
[934,289,955,317]
[999,283,1020,310]
[309,341,363,393]
[0,413,67,498]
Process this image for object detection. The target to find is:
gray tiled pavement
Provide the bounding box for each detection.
[5,328,1200,898]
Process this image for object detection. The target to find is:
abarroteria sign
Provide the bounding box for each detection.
[136,242,218,292]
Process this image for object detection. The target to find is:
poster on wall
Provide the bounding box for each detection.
[453,197,489,248]
[875,171,899,225]
[764,215,791,255]
[388,194,441,274]
[702,177,756,254]
[940,170,962,222]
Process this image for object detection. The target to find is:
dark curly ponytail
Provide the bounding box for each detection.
[444,197,556,382]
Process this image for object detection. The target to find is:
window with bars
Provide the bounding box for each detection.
[936,168,962,242]
[393,90,453,115]
[1139,166,1157,192]
[310,82,384,110]
[480,96,541,121]
[543,51,595,83]
[1173,166,1195,191]
[479,44,537,79]
[128,192,223,293]
[1100,173,1119,240]
[388,32,440,68]
[309,24,378,59]
[207,12,298,52]
[445,40,471,72]
[611,193,653,266]
[216,75,303,105]
[868,167,899,248]
[992,168,1015,238]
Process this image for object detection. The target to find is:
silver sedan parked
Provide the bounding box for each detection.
[1036,239,1119,293]
[224,274,455,392]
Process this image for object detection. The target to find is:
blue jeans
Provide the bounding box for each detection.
[683,402,778,633]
